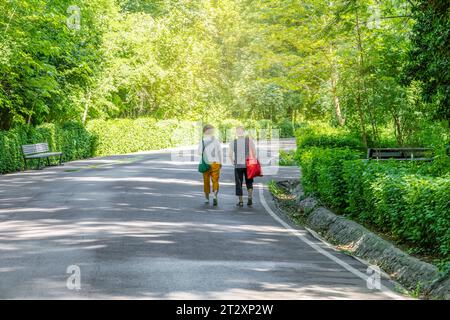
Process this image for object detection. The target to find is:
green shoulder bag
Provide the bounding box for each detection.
[198,139,211,173]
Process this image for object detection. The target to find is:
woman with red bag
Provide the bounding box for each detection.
[228,126,261,207]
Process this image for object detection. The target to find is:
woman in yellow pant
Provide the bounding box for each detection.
[198,124,222,206]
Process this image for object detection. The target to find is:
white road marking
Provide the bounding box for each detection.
[257,184,405,300]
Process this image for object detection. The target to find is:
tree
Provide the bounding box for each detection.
[403,0,450,124]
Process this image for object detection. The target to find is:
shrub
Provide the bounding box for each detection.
[279,150,297,166]
[242,119,261,137]
[0,126,29,173]
[342,160,450,257]
[86,118,200,156]
[296,122,364,151]
[296,121,450,258]
[258,119,274,139]
[298,148,361,209]
[277,119,304,138]
[217,119,243,142]
[0,122,94,174]
[86,117,303,157]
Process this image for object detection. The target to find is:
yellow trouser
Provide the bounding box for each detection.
[203,162,221,194]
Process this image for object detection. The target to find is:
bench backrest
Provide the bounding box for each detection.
[367,148,433,160]
[22,143,49,156]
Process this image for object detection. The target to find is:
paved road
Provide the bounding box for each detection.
[0,140,404,299]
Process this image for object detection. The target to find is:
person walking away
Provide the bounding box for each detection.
[228,126,257,207]
[198,124,222,206]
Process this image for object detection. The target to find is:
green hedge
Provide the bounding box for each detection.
[299,148,362,209]
[0,122,94,174]
[1,117,300,173]
[216,118,303,141]
[296,122,364,151]
[298,145,450,257]
[87,118,292,155]
[277,119,304,138]
[86,118,200,156]
[343,161,450,257]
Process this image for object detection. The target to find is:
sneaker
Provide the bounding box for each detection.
[247,198,253,206]
[213,198,218,206]
[236,202,244,207]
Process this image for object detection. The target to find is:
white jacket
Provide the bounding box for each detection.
[198,136,222,164]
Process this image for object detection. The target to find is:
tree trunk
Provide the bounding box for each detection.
[82,91,91,125]
[391,109,403,146]
[331,72,345,126]
[329,44,345,127]
[355,7,367,146]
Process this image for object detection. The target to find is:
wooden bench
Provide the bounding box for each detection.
[21,143,64,170]
[367,148,433,161]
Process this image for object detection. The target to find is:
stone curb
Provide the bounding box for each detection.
[284,183,449,300]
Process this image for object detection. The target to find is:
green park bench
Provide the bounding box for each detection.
[21,142,64,170]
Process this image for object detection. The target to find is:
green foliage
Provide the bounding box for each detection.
[277,119,304,139]
[0,0,448,148]
[279,150,297,166]
[86,118,199,156]
[87,117,299,156]
[0,0,115,129]
[403,0,450,122]
[217,119,243,142]
[296,122,364,152]
[297,122,450,258]
[298,147,361,209]
[343,161,450,257]
[0,122,94,174]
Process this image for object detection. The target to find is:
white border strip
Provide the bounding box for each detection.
[258,184,404,300]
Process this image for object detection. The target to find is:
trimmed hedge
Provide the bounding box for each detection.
[343,161,450,257]
[1,117,301,173]
[298,145,450,258]
[299,147,362,209]
[0,122,94,174]
[87,118,296,156]
[217,119,287,141]
[86,118,200,156]
[296,122,364,151]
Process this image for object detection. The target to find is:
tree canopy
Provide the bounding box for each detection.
[0,0,448,146]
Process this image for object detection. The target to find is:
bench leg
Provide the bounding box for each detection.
[59,154,63,165]
[23,159,27,171]
[47,157,51,167]
[36,158,41,170]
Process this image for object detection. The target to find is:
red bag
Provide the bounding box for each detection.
[246,148,263,179]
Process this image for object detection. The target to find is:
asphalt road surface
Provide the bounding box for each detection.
[0,139,405,299]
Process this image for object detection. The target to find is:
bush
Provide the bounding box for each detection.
[279,150,297,166]
[86,118,199,156]
[277,119,304,138]
[298,148,361,209]
[296,122,364,151]
[296,121,450,258]
[258,119,274,139]
[217,119,243,142]
[343,160,450,257]
[0,122,94,174]
[87,117,303,157]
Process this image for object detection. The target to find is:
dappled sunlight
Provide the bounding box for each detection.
[0,207,68,214]
[61,176,205,186]
[0,143,401,299]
